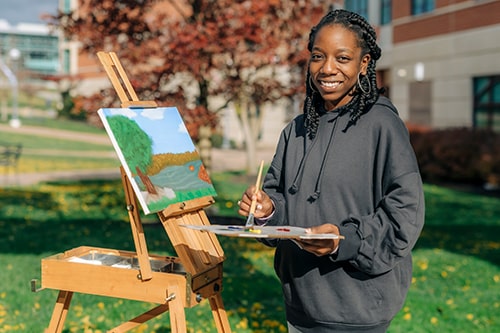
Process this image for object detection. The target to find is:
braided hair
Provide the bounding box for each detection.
[304,9,382,138]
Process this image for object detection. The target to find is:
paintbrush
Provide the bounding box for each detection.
[245,160,265,229]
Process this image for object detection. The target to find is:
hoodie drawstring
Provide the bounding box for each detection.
[289,113,340,201]
[308,115,339,201]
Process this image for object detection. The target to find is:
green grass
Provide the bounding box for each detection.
[17,117,107,134]
[393,185,500,333]
[0,118,118,174]
[0,179,499,332]
[0,131,111,152]
[0,179,284,333]
[0,118,499,332]
[210,170,254,217]
[12,155,119,174]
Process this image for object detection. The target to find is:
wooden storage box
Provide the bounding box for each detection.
[41,246,223,307]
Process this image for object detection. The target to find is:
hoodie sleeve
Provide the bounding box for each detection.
[248,127,289,248]
[336,172,425,275]
[261,125,290,228]
[332,109,425,275]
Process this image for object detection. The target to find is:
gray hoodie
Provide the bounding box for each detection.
[262,96,425,332]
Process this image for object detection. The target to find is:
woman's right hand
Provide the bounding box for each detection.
[237,186,274,219]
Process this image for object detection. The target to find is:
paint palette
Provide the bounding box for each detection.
[181,225,341,239]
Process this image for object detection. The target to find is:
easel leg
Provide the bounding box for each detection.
[209,294,232,333]
[45,290,73,333]
[168,285,187,333]
[108,303,170,333]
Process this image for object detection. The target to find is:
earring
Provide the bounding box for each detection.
[308,75,319,93]
[357,72,371,94]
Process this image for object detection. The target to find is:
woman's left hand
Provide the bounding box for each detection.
[296,223,341,256]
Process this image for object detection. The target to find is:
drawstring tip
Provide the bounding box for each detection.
[288,184,298,194]
[308,192,320,202]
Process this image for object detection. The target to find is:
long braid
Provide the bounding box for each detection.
[304,71,321,139]
[304,9,382,138]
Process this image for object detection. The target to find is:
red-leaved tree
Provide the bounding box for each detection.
[48,0,328,173]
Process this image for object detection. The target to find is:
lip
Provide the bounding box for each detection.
[318,80,342,91]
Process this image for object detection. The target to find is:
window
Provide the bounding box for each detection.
[63,49,70,74]
[63,0,72,13]
[345,0,369,20]
[409,81,431,126]
[412,0,434,15]
[473,75,500,132]
[380,0,391,25]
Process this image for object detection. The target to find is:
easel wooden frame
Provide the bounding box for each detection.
[34,52,231,333]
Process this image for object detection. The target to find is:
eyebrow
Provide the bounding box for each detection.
[311,46,355,54]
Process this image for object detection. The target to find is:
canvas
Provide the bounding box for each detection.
[98,107,217,214]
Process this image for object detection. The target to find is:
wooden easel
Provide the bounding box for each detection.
[34,52,231,333]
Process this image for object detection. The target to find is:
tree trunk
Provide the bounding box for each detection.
[136,166,157,195]
[236,99,258,176]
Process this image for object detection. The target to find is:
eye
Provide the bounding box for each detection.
[337,56,351,63]
[310,53,324,62]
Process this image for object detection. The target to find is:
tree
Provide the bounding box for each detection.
[48,0,328,173]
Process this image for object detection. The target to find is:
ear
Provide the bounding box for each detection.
[360,54,371,75]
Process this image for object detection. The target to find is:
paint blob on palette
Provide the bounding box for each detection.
[181,225,342,239]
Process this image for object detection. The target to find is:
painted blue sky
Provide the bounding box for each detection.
[101,107,196,155]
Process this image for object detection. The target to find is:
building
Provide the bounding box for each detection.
[391,0,500,132]
[0,20,59,77]
[344,0,500,132]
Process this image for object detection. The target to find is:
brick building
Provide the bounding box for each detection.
[364,0,500,131]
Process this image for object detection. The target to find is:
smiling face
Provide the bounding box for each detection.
[309,24,371,111]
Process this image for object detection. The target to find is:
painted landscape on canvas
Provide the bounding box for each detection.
[98,107,216,214]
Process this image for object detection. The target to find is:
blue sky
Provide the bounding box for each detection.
[1,0,58,25]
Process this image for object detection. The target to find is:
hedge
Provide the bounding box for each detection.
[409,127,500,187]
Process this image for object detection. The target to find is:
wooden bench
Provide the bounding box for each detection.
[0,142,22,174]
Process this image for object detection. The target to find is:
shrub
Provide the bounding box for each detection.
[409,127,500,187]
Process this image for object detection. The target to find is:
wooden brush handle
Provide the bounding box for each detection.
[249,160,265,214]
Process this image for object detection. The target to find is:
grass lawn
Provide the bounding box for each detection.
[0,117,498,332]
[0,179,499,332]
[0,118,119,174]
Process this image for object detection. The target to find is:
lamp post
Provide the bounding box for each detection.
[8,48,21,128]
[0,56,19,127]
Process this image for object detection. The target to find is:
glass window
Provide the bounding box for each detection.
[63,0,72,13]
[64,49,70,74]
[412,0,434,15]
[473,76,500,132]
[380,0,391,25]
[345,0,369,20]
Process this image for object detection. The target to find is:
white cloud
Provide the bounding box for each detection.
[141,108,165,120]
[109,108,137,118]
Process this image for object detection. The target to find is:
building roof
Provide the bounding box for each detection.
[0,19,53,36]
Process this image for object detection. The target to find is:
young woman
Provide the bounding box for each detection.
[238,9,425,333]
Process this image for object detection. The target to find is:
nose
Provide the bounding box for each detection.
[321,57,337,74]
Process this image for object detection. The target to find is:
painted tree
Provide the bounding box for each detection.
[107,115,157,194]
[49,0,328,173]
